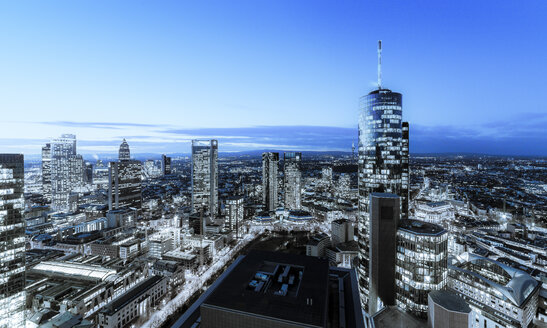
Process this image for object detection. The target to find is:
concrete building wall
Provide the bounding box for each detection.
[368,193,399,314]
[428,298,470,328]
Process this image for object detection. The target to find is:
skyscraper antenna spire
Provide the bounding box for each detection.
[377,40,382,89]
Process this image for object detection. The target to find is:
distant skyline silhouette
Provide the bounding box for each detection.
[1,1,546,156]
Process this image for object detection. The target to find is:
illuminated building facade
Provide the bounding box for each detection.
[225,196,244,238]
[283,152,302,210]
[401,121,410,219]
[41,143,51,200]
[192,140,218,216]
[358,42,410,312]
[0,154,26,326]
[396,219,448,317]
[108,160,142,210]
[358,87,403,311]
[262,152,278,212]
[448,253,539,328]
[50,134,84,212]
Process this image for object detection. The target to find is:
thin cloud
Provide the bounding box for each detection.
[39,121,167,129]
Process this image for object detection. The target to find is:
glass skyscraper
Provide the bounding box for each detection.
[191,140,218,217]
[50,134,84,212]
[262,152,279,212]
[396,219,447,317]
[225,196,244,238]
[358,88,404,312]
[283,152,302,210]
[357,42,411,313]
[41,143,51,201]
[401,122,410,220]
[0,154,26,327]
[108,160,143,210]
[161,154,172,175]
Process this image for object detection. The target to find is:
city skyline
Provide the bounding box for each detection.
[1,1,546,156]
[3,2,546,328]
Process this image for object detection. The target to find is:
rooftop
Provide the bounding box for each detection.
[398,219,446,236]
[31,261,117,282]
[371,192,399,198]
[202,250,329,327]
[100,276,163,316]
[308,232,330,246]
[428,290,471,313]
[426,201,450,207]
[372,306,426,328]
[172,251,364,328]
[451,252,539,307]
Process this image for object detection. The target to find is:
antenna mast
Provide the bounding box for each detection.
[377,40,382,89]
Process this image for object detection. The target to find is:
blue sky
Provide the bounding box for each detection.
[1,1,546,156]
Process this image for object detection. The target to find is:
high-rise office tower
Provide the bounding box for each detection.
[192,140,218,216]
[225,196,244,238]
[283,152,302,210]
[368,193,399,314]
[321,166,333,186]
[50,134,83,212]
[161,154,171,175]
[119,138,130,161]
[84,161,93,184]
[401,122,410,219]
[0,154,26,326]
[41,143,51,200]
[262,152,279,212]
[108,160,142,210]
[396,219,447,317]
[331,218,354,245]
[358,41,405,312]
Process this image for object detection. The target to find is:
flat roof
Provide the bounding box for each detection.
[373,306,426,328]
[426,201,450,207]
[398,219,446,236]
[370,192,399,198]
[202,250,329,327]
[100,276,163,316]
[164,250,197,260]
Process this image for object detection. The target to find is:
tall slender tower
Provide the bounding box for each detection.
[119,139,131,161]
[401,122,410,219]
[358,41,406,313]
[191,140,218,217]
[41,143,51,201]
[0,154,26,326]
[262,152,279,211]
[108,160,142,210]
[225,196,244,238]
[50,134,83,212]
[283,152,302,210]
[161,154,172,175]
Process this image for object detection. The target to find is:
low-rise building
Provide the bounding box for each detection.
[97,275,168,328]
[428,290,471,328]
[306,232,331,257]
[448,252,539,328]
